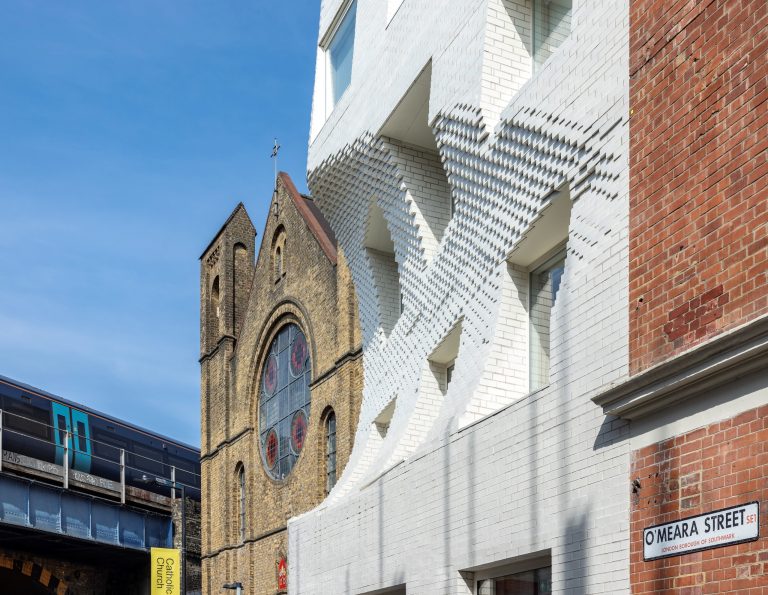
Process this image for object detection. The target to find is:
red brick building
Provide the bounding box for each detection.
[596,0,767,591]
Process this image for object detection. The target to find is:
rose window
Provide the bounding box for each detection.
[259,324,311,480]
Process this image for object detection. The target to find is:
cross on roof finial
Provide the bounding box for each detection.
[271,138,280,191]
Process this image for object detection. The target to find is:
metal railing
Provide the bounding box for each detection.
[0,408,200,505]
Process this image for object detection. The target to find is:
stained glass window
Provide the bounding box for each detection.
[326,411,337,494]
[259,324,312,480]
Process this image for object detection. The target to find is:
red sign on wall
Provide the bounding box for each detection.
[277,558,287,591]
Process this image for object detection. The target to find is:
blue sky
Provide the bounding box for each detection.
[0,1,320,446]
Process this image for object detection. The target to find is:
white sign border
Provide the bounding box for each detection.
[643,501,760,562]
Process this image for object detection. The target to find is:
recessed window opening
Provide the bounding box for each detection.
[211,276,221,319]
[272,227,287,283]
[233,242,249,334]
[360,586,406,595]
[427,320,462,395]
[325,410,337,494]
[365,202,402,337]
[237,465,246,542]
[472,552,552,595]
[378,62,453,264]
[529,247,565,391]
[477,565,552,595]
[533,0,572,70]
[374,398,397,439]
[326,0,357,107]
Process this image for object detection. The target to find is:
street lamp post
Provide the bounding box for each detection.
[223,581,243,595]
[142,475,187,595]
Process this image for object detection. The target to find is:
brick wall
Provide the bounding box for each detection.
[200,174,363,594]
[629,0,768,374]
[366,247,401,336]
[630,404,768,592]
[386,139,452,265]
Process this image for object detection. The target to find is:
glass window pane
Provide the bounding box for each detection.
[329,1,357,105]
[533,0,572,70]
[326,412,337,493]
[530,253,565,390]
[490,566,552,595]
[259,324,312,481]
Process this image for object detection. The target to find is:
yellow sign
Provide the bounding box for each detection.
[151,547,180,595]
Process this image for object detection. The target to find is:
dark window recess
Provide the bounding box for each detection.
[3,402,51,441]
[131,443,164,475]
[76,421,87,451]
[326,411,337,494]
[478,566,552,595]
[57,414,68,445]
[90,429,128,462]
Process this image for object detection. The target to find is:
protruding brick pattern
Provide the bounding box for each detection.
[629,0,768,373]
[293,0,634,592]
[630,404,768,593]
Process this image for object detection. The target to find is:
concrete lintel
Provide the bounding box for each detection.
[592,314,768,419]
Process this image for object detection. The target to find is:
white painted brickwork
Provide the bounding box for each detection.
[366,247,401,337]
[291,0,631,593]
[386,140,452,266]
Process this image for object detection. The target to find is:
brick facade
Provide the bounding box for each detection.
[631,404,768,593]
[629,0,768,374]
[293,0,634,592]
[199,173,362,595]
[622,2,768,592]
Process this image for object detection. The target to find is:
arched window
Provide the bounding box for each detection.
[272,227,287,282]
[258,324,311,480]
[325,410,337,494]
[237,465,246,542]
[211,276,221,319]
[275,246,283,278]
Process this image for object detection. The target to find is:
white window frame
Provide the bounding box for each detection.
[320,0,357,120]
[528,244,567,392]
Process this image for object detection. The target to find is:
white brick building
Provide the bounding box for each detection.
[290,0,631,592]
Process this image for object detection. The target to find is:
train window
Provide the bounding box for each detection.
[131,443,164,475]
[91,427,128,463]
[3,400,52,442]
[56,414,67,445]
[168,454,199,488]
[76,421,87,451]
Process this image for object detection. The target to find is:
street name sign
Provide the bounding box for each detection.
[643,501,759,561]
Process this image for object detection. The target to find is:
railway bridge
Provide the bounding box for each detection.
[0,390,200,595]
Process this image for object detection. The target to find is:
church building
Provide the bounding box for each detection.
[199,172,362,594]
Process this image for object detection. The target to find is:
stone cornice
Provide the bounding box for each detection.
[592,314,768,419]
